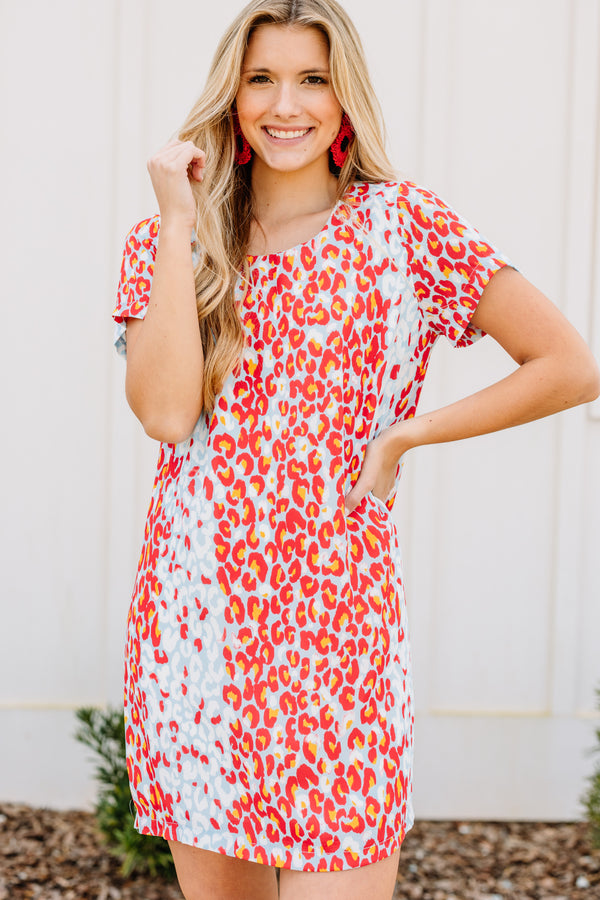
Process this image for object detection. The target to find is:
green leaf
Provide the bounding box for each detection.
[582,688,600,849]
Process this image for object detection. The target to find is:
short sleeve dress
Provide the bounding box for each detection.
[113,180,511,872]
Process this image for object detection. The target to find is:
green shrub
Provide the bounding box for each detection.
[75,706,175,877]
[583,688,600,848]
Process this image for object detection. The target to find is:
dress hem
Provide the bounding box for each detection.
[134,808,415,872]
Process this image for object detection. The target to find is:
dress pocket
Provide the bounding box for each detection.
[366,490,390,516]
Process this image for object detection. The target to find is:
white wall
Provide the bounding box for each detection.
[1,0,599,818]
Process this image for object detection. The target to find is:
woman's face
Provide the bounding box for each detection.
[235,23,342,176]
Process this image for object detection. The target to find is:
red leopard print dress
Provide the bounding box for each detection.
[113,180,510,871]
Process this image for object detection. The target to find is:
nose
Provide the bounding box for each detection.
[270,82,302,118]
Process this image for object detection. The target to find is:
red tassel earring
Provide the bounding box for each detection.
[330,112,355,169]
[233,111,253,165]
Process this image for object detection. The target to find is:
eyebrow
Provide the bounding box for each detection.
[241,67,330,75]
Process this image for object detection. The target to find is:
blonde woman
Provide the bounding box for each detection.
[113,1,599,898]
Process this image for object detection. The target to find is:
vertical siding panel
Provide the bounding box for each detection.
[550,0,600,718]
[567,1,600,718]
[590,0,600,424]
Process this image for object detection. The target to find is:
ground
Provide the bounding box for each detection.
[0,804,599,899]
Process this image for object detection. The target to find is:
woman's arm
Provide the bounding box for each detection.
[124,141,206,444]
[345,266,600,512]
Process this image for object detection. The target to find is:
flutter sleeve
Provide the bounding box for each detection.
[112,215,159,358]
[398,182,513,347]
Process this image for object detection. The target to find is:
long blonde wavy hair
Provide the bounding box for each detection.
[178,0,396,413]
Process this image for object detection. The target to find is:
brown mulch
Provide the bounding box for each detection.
[0,804,599,899]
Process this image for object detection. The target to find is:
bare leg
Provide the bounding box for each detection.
[168,840,279,900]
[280,849,400,900]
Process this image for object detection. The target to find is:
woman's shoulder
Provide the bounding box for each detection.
[348,179,450,210]
[347,179,400,203]
[345,179,434,221]
[347,180,475,242]
[344,179,434,235]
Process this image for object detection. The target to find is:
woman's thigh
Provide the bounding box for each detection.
[279,849,401,900]
[167,840,279,900]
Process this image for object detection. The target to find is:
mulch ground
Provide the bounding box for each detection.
[0,804,599,899]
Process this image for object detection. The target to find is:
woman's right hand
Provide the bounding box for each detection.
[147,140,206,229]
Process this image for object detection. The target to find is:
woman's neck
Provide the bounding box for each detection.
[250,157,339,229]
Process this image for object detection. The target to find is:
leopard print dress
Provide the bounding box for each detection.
[113,180,510,871]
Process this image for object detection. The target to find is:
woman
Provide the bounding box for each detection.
[113,1,600,898]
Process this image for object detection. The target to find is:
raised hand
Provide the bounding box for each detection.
[147,139,206,229]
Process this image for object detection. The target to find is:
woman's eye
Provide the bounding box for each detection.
[249,74,271,84]
[305,75,327,85]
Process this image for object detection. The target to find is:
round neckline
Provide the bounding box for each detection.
[246,183,357,262]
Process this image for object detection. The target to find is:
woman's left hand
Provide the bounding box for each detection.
[344,423,411,515]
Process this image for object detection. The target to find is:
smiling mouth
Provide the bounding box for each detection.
[264,127,312,140]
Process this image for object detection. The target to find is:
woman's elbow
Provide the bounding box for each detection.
[580,357,600,403]
[141,417,195,444]
[140,413,199,444]
[127,396,200,443]
[564,350,600,407]
[125,382,202,443]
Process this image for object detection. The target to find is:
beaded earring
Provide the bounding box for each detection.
[330,112,355,169]
[233,111,252,165]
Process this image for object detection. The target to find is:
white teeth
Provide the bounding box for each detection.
[265,127,310,139]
